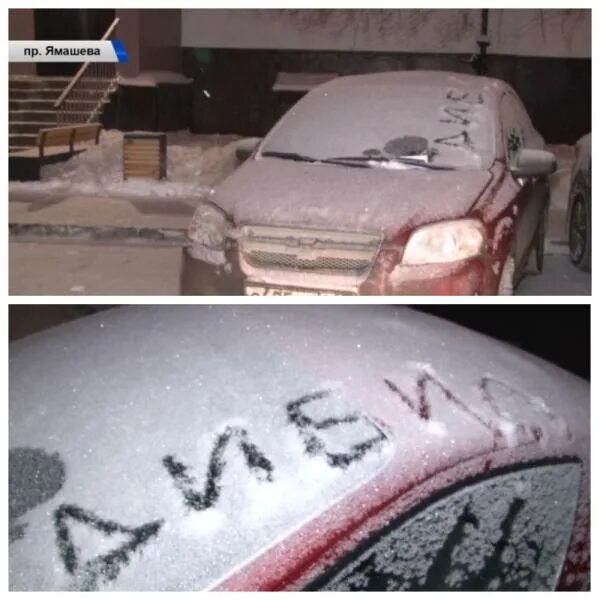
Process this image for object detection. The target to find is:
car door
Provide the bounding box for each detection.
[304,461,583,591]
[500,92,549,271]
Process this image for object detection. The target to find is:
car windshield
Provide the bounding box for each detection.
[261,80,495,171]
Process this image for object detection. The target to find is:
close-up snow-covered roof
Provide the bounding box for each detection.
[9,307,589,590]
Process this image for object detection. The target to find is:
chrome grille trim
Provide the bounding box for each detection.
[238,225,383,276]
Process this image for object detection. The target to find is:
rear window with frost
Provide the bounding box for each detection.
[261,80,495,170]
[310,462,581,591]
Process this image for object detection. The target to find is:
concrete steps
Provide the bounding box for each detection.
[10,98,57,111]
[10,76,113,91]
[9,133,39,148]
[10,98,108,111]
[10,89,62,101]
[8,76,116,164]
[10,110,57,123]
[10,121,58,135]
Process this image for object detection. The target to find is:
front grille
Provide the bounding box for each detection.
[238,225,383,276]
[247,250,373,272]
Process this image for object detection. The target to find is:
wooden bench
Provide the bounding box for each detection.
[38,123,102,158]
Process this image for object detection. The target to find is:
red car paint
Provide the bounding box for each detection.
[183,72,552,295]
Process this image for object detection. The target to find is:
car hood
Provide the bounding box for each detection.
[212,157,493,238]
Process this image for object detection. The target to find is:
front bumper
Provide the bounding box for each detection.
[181,244,493,296]
[362,253,489,295]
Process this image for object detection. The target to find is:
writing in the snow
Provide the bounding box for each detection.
[12,369,568,590]
[433,88,483,154]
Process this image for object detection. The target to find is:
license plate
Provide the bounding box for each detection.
[245,284,356,296]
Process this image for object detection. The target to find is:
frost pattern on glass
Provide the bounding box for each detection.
[319,463,580,591]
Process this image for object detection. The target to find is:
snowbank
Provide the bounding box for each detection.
[10,130,240,200]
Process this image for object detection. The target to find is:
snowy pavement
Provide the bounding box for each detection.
[10,242,182,296]
[9,194,195,232]
[516,253,591,296]
[9,240,588,296]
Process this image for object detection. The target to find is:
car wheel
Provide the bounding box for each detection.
[568,181,591,272]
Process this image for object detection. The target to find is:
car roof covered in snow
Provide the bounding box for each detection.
[314,70,507,99]
[9,307,589,591]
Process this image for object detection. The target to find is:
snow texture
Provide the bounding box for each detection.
[261,71,497,170]
[214,158,492,239]
[491,217,513,253]
[211,72,506,237]
[9,307,589,590]
[10,130,240,199]
[320,463,580,590]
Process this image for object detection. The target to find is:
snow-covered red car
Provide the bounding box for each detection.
[10,307,589,590]
[181,71,556,296]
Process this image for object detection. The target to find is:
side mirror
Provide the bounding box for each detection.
[510,148,557,178]
[235,137,262,162]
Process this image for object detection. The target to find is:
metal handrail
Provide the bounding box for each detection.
[54,16,120,110]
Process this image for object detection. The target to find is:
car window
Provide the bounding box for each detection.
[306,462,580,591]
[261,77,495,170]
[500,93,543,164]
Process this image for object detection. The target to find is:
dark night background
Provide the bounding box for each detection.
[9,305,590,380]
[414,305,590,380]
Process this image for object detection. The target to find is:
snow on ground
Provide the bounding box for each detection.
[10,130,240,200]
[517,254,591,296]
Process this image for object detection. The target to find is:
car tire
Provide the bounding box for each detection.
[568,176,591,272]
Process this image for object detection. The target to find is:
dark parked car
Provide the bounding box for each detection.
[567,133,591,272]
[182,71,556,295]
[10,307,589,590]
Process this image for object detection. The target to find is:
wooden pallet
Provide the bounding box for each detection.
[123,132,166,180]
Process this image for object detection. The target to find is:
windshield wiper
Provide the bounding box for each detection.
[261,151,319,163]
[260,151,370,169]
[326,155,457,171]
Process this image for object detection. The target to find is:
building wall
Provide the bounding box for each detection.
[139,9,182,72]
[184,48,590,144]
[115,9,141,77]
[8,9,35,75]
[181,9,590,142]
[181,9,590,59]
[116,8,183,78]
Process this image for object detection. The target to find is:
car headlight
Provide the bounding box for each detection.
[187,201,233,250]
[402,219,486,265]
